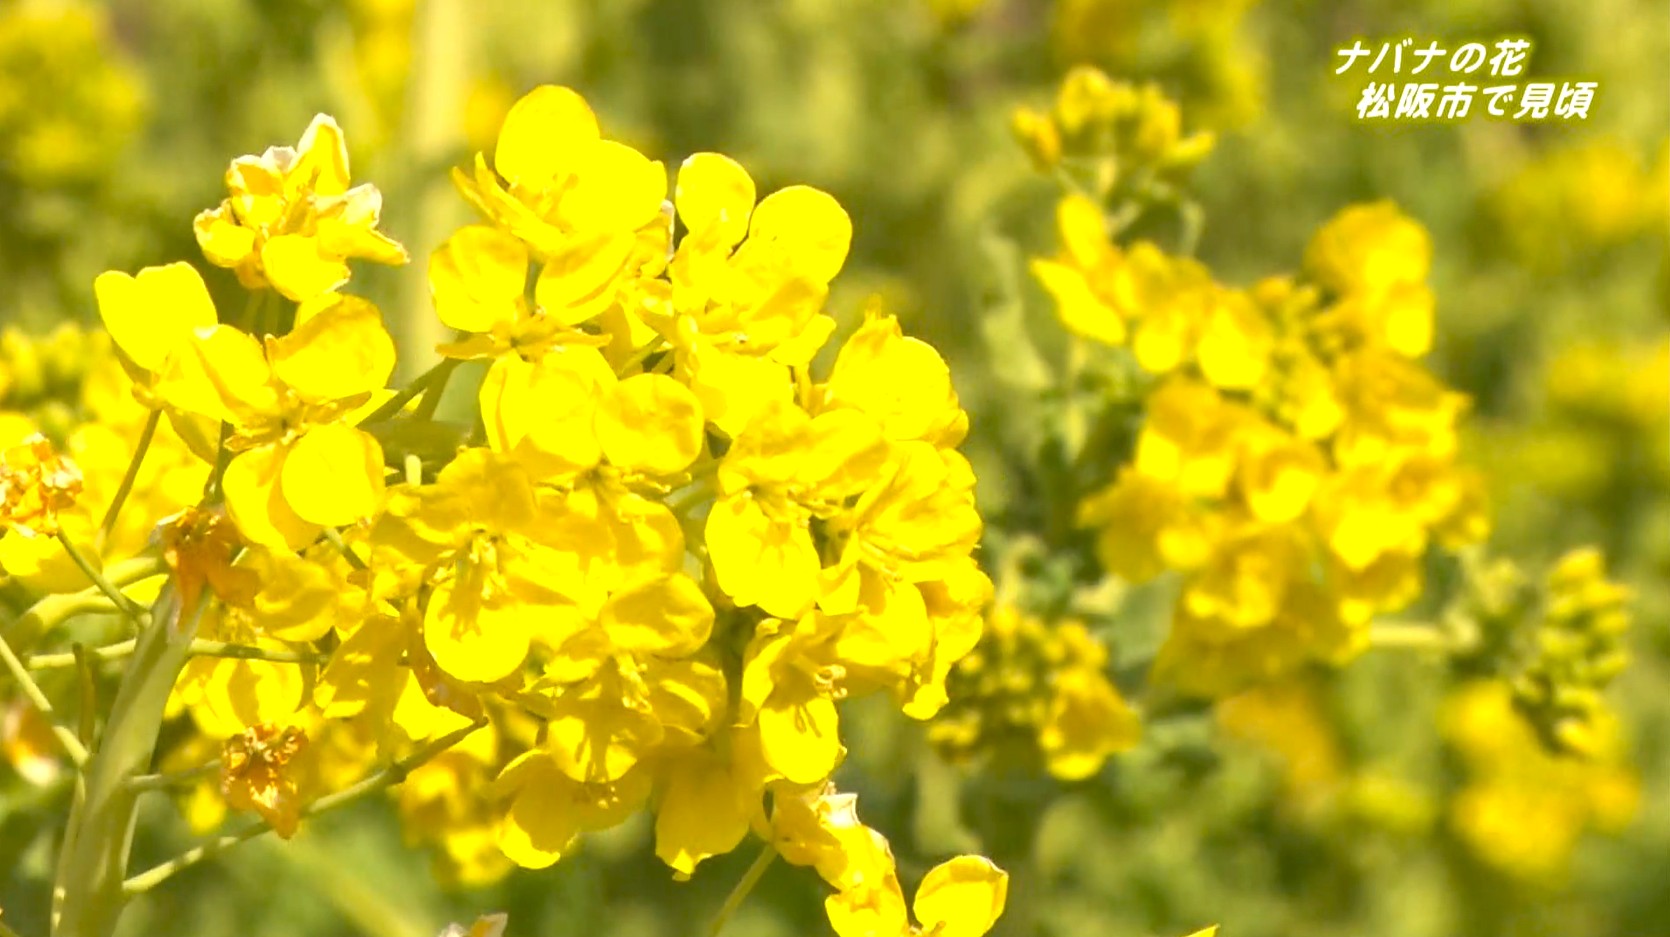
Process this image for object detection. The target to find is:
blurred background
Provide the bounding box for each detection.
[0,1,1665,935]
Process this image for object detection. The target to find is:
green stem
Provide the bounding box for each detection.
[322,528,369,572]
[125,760,219,794]
[97,409,160,549]
[26,640,137,671]
[51,587,205,937]
[121,717,487,897]
[707,843,776,937]
[359,359,458,425]
[53,532,145,622]
[2,556,165,656]
[0,627,88,767]
[1368,620,1462,652]
[187,640,325,665]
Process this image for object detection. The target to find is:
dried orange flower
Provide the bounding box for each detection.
[221,723,308,838]
[0,433,82,537]
[158,506,259,618]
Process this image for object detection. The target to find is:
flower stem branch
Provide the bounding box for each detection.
[707,843,777,937]
[0,628,88,767]
[26,640,137,671]
[97,409,160,548]
[125,759,220,794]
[361,358,459,425]
[322,527,369,571]
[54,532,146,622]
[121,717,488,897]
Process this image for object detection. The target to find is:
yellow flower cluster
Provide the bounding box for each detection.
[1012,65,1214,184]
[0,324,208,598]
[1049,0,1267,127]
[1510,548,1633,757]
[14,84,1001,929]
[0,2,144,184]
[929,604,1139,780]
[1442,681,1638,881]
[1033,135,1488,695]
[0,433,82,538]
[1489,138,1669,272]
[394,86,989,886]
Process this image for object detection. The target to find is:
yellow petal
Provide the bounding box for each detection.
[267,294,396,402]
[496,753,580,869]
[494,85,599,189]
[745,185,852,284]
[279,424,386,526]
[1031,259,1124,346]
[261,234,351,301]
[601,575,713,657]
[597,374,704,476]
[533,232,634,325]
[194,202,258,270]
[676,153,756,247]
[424,580,532,684]
[223,445,321,551]
[758,694,841,785]
[913,856,1009,937]
[558,141,667,233]
[94,263,219,372]
[292,114,352,196]
[705,494,820,619]
[430,225,528,333]
[654,752,753,878]
[156,325,279,425]
[202,658,305,733]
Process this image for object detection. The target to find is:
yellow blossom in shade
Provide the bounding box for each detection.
[397,721,514,888]
[221,723,309,839]
[652,738,767,878]
[1442,681,1639,881]
[3,699,64,787]
[195,114,408,301]
[931,606,1139,780]
[740,615,850,784]
[157,293,397,549]
[493,752,651,868]
[1030,172,1490,694]
[637,152,851,436]
[0,433,81,537]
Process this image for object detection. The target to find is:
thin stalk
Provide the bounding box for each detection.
[707,843,777,937]
[359,358,457,425]
[322,528,369,572]
[97,409,160,548]
[26,640,138,671]
[1368,620,1461,652]
[125,760,220,794]
[121,718,487,897]
[0,628,88,767]
[53,532,145,622]
[187,640,325,666]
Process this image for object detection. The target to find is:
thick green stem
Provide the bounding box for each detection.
[51,586,202,937]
